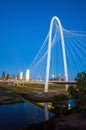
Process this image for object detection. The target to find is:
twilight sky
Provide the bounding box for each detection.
[0,0,86,75]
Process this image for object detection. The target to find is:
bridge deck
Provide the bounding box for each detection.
[49,81,77,84]
[0,80,77,86]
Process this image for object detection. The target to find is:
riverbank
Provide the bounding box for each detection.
[0,82,70,103]
[0,83,86,130]
[0,86,23,104]
[21,111,86,130]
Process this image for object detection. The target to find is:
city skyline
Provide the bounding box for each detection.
[0,0,86,75]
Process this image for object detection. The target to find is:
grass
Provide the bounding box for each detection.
[0,84,24,104]
[0,82,69,103]
[0,82,67,93]
[0,97,23,104]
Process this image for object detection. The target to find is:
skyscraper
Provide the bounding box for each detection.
[25,69,30,81]
[19,72,23,80]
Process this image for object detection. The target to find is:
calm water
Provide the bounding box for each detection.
[68,99,76,109]
[0,102,54,130]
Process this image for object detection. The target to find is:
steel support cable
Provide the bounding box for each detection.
[63,28,86,37]
[64,30,86,79]
[29,32,49,69]
[65,40,75,80]
[69,36,86,66]
[67,36,83,70]
[30,30,59,70]
[66,37,82,79]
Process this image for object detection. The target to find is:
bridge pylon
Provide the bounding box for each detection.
[45,16,68,92]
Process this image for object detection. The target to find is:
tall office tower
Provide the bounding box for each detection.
[52,74,54,78]
[26,69,30,81]
[19,71,23,80]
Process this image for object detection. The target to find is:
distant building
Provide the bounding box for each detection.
[11,74,15,80]
[19,71,23,80]
[50,74,63,81]
[52,74,54,78]
[5,74,9,80]
[25,69,30,81]
[16,75,19,80]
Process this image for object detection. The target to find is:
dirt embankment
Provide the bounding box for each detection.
[21,112,86,130]
[0,87,23,104]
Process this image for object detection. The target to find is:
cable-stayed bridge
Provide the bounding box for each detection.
[29,16,86,92]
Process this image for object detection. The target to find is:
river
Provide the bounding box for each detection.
[0,101,54,130]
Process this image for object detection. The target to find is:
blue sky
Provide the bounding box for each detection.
[0,0,86,75]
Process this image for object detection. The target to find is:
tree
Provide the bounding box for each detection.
[51,94,69,117]
[75,72,86,103]
[68,86,79,99]
[75,72,86,88]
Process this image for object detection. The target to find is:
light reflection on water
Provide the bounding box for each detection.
[0,102,54,130]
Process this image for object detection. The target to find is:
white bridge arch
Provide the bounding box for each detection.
[45,16,68,92]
